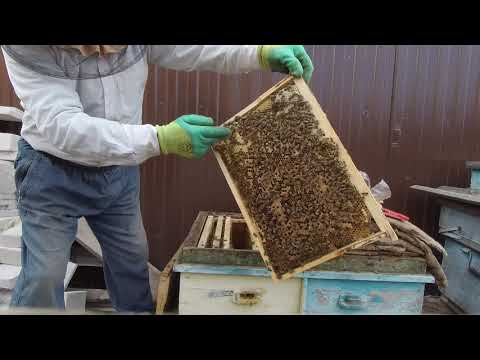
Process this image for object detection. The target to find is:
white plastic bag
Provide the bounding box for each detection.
[360,171,392,203]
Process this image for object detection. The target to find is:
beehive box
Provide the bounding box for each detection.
[213,76,397,281]
[173,212,433,315]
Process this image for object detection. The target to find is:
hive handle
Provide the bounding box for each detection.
[231,289,263,305]
[462,248,480,279]
[337,294,369,310]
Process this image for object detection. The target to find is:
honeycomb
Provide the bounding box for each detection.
[214,83,378,277]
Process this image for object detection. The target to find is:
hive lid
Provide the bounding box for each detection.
[466,161,480,170]
[411,185,480,206]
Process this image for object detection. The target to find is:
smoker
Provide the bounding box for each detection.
[411,161,480,314]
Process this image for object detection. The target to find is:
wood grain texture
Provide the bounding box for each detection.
[155,212,208,314]
[197,216,214,248]
[223,216,232,249]
[178,272,302,315]
[213,76,397,281]
[212,215,224,248]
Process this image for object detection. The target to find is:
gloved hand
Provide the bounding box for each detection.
[156,115,231,159]
[258,45,314,83]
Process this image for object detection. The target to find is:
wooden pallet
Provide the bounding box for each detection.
[212,76,398,281]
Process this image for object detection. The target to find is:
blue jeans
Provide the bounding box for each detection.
[10,139,154,312]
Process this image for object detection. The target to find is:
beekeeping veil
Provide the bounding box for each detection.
[1,45,147,80]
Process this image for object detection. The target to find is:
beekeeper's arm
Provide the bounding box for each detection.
[147,45,262,74]
[2,49,161,166]
[2,49,229,166]
[147,45,314,82]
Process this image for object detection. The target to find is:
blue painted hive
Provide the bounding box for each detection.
[174,211,434,315]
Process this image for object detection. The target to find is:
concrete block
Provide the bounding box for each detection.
[0,133,20,152]
[84,289,110,302]
[0,194,16,201]
[75,217,102,259]
[63,262,78,289]
[0,160,15,195]
[0,217,21,248]
[0,246,21,265]
[0,288,12,307]
[0,152,16,161]
[0,199,17,211]
[0,216,20,232]
[0,106,23,123]
[64,290,86,312]
[0,209,18,219]
[0,264,21,289]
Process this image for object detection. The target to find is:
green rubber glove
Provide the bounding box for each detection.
[258,45,314,83]
[156,115,231,159]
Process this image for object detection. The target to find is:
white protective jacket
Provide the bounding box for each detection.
[2,45,261,166]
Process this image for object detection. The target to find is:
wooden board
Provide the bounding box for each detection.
[213,76,397,281]
[212,215,224,248]
[197,215,214,248]
[223,216,232,249]
[178,247,426,274]
[411,185,480,206]
[178,272,302,315]
[155,211,208,314]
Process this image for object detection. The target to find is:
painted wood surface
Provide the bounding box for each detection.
[179,247,427,274]
[175,263,433,315]
[411,185,480,206]
[439,206,480,245]
[174,263,434,284]
[223,216,232,249]
[212,215,224,248]
[178,272,302,315]
[198,215,214,248]
[303,277,426,314]
[441,236,480,314]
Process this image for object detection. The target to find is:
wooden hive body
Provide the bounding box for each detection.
[213,76,397,281]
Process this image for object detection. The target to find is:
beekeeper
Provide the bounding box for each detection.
[1,45,314,312]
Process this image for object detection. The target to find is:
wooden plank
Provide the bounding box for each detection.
[174,264,435,283]
[178,272,302,315]
[223,216,232,249]
[411,185,480,206]
[178,247,427,275]
[212,216,224,248]
[155,244,185,315]
[155,212,208,314]
[213,76,397,281]
[198,216,214,248]
[185,211,210,248]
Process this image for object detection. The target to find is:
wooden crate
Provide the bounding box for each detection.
[212,76,397,281]
[174,211,434,315]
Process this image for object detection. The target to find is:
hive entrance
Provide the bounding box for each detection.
[213,77,397,280]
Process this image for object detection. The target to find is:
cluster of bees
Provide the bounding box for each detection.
[214,85,374,276]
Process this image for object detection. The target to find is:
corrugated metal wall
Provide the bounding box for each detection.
[1,46,480,269]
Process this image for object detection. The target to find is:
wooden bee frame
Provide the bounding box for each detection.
[213,76,398,281]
